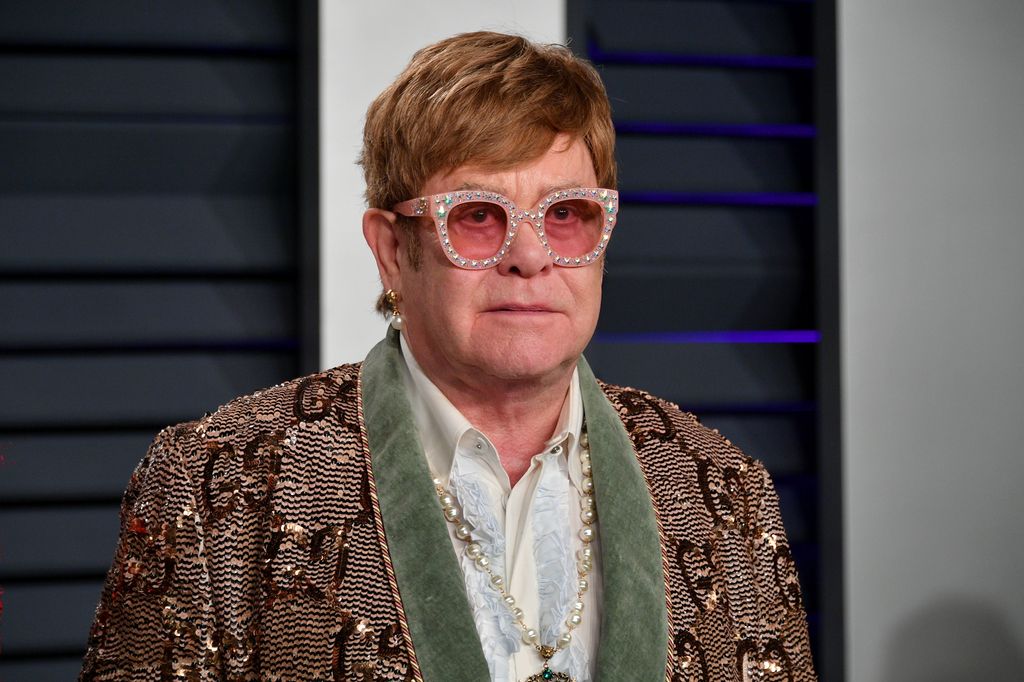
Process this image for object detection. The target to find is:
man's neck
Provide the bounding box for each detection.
[403,338,574,487]
[444,377,571,487]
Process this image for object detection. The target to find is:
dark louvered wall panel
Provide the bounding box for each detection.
[0,2,314,679]
[1,196,293,272]
[573,0,838,672]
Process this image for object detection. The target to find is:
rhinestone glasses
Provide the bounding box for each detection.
[392,187,619,269]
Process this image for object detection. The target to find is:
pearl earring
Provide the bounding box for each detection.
[384,289,404,330]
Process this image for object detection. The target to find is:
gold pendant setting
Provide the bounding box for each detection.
[524,645,574,681]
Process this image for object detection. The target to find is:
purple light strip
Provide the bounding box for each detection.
[620,191,818,207]
[615,121,817,139]
[594,330,820,344]
[588,43,816,70]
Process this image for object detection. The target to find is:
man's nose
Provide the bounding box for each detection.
[496,217,551,277]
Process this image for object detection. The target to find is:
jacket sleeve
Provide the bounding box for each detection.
[80,425,219,681]
[743,459,818,681]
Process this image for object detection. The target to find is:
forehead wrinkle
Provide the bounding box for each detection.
[451,181,504,194]
[449,179,586,204]
[542,180,586,194]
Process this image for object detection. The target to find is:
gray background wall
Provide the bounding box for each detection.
[840,1,1024,679]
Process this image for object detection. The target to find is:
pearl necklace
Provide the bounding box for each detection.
[431,430,596,682]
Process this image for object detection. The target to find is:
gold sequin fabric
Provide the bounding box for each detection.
[602,382,816,681]
[80,365,815,681]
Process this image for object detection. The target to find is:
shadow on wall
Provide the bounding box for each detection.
[883,596,1024,681]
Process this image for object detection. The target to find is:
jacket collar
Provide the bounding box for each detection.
[577,359,669,681]
[360,330,668,681]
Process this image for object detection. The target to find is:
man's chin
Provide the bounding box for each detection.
[473,347,577,385]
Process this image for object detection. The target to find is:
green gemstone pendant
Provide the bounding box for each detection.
[525,664,572,682]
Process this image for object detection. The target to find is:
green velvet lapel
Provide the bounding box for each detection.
[577,358,670,682]
[360,331,490,682]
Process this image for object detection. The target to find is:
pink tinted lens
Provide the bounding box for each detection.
[446,201,509,259]
[542,199,604,258]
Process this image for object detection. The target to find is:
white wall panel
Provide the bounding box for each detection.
[840,1,1024,679]
[319,1,564,367]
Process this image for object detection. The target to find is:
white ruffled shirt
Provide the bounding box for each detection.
[398,334,602,682]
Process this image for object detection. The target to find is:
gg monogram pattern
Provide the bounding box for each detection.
[80,366,814,681]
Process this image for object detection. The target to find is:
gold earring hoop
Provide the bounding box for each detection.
[384,289,404,330]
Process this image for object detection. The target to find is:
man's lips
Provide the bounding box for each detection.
[486,303,557,313]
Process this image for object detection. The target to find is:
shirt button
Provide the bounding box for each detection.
[475,439,484,450]
[550,444,563,455]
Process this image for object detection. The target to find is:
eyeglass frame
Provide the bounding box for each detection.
[391,187,619,269]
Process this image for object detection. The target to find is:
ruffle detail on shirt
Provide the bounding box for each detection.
[450,456,505,557]
[449,458,521,672]
[459,550,515,682]
[532,451,591,680]
[531,452,576,644]
[565,632,590,682]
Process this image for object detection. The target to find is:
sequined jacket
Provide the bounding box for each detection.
[80,332,816,681]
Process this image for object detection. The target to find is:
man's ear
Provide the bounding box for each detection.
[363,208,403,291]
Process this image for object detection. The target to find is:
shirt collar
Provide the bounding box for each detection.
[398,332,584,489]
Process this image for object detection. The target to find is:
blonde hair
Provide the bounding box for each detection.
[360,32,616,312]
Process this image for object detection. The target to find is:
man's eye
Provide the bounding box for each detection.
[454,204,502,226]
[550,205,580,222]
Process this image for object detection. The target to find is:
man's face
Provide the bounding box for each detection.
[397,134,604,388]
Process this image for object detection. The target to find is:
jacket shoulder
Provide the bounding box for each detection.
[597,379,760,474]
[597,381,816,680]
[152,362,364,479]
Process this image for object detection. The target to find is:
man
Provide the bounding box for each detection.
[81,32,815,681]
